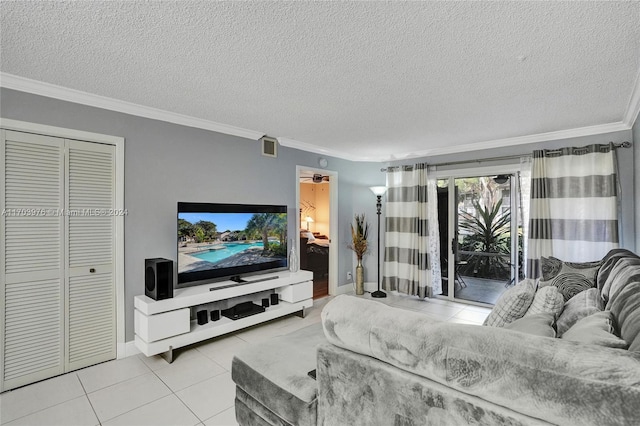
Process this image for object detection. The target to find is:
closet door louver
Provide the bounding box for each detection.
[66,140,116,371]
[1,130,65,390]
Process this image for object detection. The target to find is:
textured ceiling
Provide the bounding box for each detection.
[1,1,639,161]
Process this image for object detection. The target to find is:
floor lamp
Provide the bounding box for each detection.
[370,186,387,298]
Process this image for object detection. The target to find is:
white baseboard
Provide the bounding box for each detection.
[118,341,141,359]
[335,282,379,295]
[335,283,354,295]
[364,281,378,293]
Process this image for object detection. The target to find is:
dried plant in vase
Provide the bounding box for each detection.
[348,214,369,295]
[348,213,369,259]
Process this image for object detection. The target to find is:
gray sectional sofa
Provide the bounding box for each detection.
[232,249,640,425]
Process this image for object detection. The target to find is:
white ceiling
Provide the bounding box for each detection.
[1,1,639,162]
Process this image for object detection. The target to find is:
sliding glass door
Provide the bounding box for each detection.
[437,171,523,305]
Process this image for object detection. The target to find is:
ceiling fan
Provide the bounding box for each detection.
[300,173,330,183]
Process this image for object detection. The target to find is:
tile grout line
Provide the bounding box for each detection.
[76,373,103,426]
[1,373,91,426]
[199,405,237,425]
[172,389,211,425]
[95,383,172,425]
[83,370,169,425]
[149,360,230,424]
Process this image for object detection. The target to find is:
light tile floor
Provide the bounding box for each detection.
[0,292,490,426]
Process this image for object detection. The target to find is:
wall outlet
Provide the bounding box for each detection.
[347,272,352,282]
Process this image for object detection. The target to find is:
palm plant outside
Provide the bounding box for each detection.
[458,199,511,279]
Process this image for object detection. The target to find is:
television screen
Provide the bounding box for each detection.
[177,202,288,286]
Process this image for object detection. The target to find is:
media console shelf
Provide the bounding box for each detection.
[134,270,313,362]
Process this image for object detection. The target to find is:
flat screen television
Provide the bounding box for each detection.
[177,202,288,287]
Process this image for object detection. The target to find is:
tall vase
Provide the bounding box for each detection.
[355,258,364,295]
[288,239,298,272]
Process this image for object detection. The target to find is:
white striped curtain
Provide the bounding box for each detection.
[527,143,619,278]
[383,164,441,298]
[519,156,532,277]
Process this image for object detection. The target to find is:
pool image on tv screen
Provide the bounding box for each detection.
[177,206,288,284]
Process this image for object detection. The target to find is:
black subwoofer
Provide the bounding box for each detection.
[197,310,209,325]
[145,258,173,300]
[270,293,279,305]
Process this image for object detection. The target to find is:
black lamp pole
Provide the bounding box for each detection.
[371,194,386,298]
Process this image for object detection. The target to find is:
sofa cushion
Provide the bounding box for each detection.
[235,390,281,426]
[524,285,564,317]
[556,288,602,336]
[504,313,557,338]
[231,323,326,426]
[539,256,601,302]
[317,343,541,426]
[561,311,628,349]
[596,249,640,351]
[483,279,536,327]
[599,255,640,308]
[607,276,640,352]
[596,248,639,292]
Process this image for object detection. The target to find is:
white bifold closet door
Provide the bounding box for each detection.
[1,130,116,391]
[66,140,116,372]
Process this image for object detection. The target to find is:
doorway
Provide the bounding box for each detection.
[436,169,523,305]
[296,166,338,298]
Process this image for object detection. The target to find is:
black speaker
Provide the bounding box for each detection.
[270,293,279,305]
[145,258,173,300]
[197,310,208,325]
[262,298,270,308]
[211,310,220,321]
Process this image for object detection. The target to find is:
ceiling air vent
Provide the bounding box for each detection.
[261,136,278,158]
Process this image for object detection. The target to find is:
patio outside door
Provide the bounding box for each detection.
[437,174,522,305]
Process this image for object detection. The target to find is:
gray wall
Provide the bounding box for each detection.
[385,130,636,253]
[0,88,380,341]
[323,157,386,289]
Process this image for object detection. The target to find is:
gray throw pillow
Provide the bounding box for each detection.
[556,288,602,336]
[561,311,628,349]
[524,285,564,317]
[504,313,557,338]
[539,256,601,302]
[483,279,536,327]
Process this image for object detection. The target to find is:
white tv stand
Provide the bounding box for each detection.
[134,270,313,362]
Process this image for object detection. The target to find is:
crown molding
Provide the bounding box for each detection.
[378,121,632,162]
[1,72,633,163]
[623,68,640,127]
[277,137,361,162]
[0,73,265,141]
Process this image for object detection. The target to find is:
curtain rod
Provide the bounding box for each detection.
[380,141,631,172]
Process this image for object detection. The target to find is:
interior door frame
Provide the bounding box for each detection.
[432,164,521,305]
[0,118,126,358]
[296,165,339,296]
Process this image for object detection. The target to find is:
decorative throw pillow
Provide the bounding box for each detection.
[504,313,557,338]
[556,287,602,336]
[300,231,315,242]
[561,311,628,349]
[539,256,601,302]
[483,279,536,327]
[524,285,564,317]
